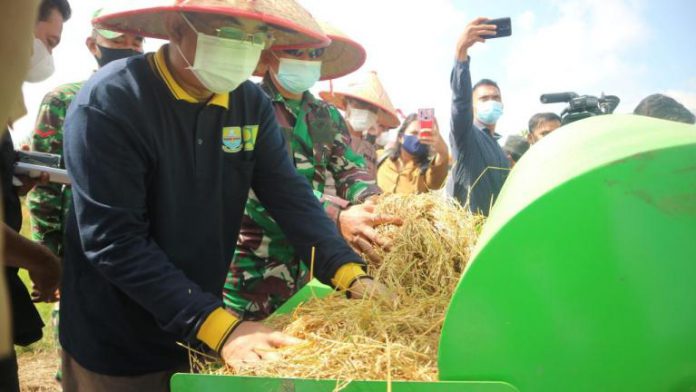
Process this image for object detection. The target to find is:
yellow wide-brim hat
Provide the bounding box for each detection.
[319,71,400,128]
[254,20,366,81]
[92,0,329,49]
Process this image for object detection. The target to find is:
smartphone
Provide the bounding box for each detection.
[16,150,61,168]
[418,108,434,138]
[483,17,512,39]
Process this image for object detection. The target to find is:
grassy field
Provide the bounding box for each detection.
[14,203,61,391]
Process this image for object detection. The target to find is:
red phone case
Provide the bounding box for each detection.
[418,108,434,137]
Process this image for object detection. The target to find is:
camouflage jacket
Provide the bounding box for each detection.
[222,77,381,317]
[250,75,381,222]
[26,81,83,256]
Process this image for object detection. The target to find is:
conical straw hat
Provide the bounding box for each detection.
[93,0,329,49]
[319,71,400,128]
[254,20,366,81]
[315,21,365,80]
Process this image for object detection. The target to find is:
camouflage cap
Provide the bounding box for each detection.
[93,9,123,40]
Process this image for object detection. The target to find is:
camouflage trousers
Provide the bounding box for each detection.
[223,253,309,321]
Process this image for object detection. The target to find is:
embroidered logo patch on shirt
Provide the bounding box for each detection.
[222,125,258,153]
[222,127,242,153]
[242,125,258,152]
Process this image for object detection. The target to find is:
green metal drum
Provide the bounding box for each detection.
[439,115,696,391]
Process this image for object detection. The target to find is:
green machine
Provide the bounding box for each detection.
[172,115,696,391]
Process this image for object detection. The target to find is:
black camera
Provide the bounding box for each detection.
[540,92,620,125]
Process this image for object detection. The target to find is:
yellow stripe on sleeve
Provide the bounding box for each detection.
[196,308,240,352]
[331,263,368,290]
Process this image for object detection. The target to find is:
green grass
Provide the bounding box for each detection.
[14,201,58,355]
[15,269,57,354]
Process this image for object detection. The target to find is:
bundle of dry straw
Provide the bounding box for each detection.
[217,192,483,381]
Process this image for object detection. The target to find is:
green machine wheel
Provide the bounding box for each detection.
[439,115,696,391]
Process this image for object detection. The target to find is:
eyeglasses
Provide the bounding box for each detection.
[217,27,272,47]
[282,47,326,59]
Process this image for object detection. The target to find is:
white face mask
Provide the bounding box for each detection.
[275,56,322,94]
[26,38,55,83]
[178,14,265,94]
[347,108,378,132]
[375,131,391,147]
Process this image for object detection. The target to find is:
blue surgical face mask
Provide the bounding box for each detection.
[275,56,322,94]
[401,134,429,158]
[476,100,504,125]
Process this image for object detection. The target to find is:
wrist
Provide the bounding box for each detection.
[456,50,468,62]
[197,308,242,353]
[331,263,368,291]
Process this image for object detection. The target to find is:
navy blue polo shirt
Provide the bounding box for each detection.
[448,59,510,215]
[60,46,362,376]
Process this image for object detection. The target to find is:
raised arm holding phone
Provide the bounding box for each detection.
[448,17,511,216]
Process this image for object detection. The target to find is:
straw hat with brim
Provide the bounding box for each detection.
[319,71,400,128]
[254,21,366,81]
[92,0,329,49]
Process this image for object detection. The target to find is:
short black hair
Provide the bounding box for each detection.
[634,94,695,125]
[528,112,562,132]
[473,78,500,93]
[38,0,71,22]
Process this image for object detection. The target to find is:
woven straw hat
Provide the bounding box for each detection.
[92,0,329,49]
[319,71,400,128]
[314,21,365,80]
[254,20,365,81]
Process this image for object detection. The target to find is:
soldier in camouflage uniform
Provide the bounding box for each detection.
[223,23,397,320]
[28,10,143,256]
[26,12,143,381]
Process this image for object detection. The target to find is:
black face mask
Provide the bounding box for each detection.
[95,45,140,68]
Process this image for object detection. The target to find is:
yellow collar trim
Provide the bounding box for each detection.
[153,46,229,109]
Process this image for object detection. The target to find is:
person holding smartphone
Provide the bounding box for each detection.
[375,113,449,194]
[448,17,511,215]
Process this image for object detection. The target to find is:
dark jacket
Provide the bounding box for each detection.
[448,59,510,215]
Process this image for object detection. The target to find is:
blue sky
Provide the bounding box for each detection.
[13,0,696,144]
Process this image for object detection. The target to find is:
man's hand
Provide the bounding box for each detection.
[220,321,302,370]
[456,17,497,61]
[338,202,402,263]
[347,277,396,304]
[15,172,50,196]
[28,252,61,302]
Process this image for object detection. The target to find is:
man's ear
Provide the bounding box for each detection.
[164,13,184,44]
[527,132,535,144]
[258,50,275,74]
[85,37,99,58]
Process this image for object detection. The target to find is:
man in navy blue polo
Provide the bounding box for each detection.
[60,3,382,390]
[449,17,511,216]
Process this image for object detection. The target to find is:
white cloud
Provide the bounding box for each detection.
[517,11,535,32]
[301,0,467,129]
[496,0,651,134]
